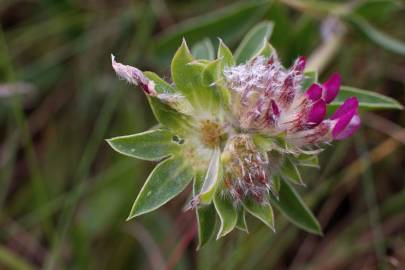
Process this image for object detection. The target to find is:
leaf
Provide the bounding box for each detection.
[266,2,293,50]
[280,157,304,185]
[254,42,275,58]
[194,172,217,249]
[146,71,194,115]
[296,154,319,168]
[199,148,223,204]
[127,156,193,219]
[144,72,193,131]
[201,58,232,109]
[236,209,249,233]
[301,70,318,90]
[107,129,180,161]
[191,38,215,60]
[214,194,237,238]
[347,15,405,55]
[253,133,287,153]
[217,39,235,68]
[147,97,192,132]
[252,134,274,152]
[144,71,176,94]
[330,86,403,110]
[269,179,322,235]
[234,21,274,64]
[288,15,318,58]
[272,175,281,195]
[202,59,221,87]
[243,199,275,231]
[196,204,217,249]
[171,40,220,112]
[353,0,403,23]
[153,0,273,63]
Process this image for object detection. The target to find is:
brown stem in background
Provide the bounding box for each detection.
[165,220,197,270]
[126,223,166,270]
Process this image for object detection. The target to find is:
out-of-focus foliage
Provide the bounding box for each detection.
[0,0,404,269]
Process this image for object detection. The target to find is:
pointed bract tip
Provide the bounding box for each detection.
[126,214,135,222]
[180,38,190,50]
[216,231,229,240]
[105,138,113,145]
[294,56,306,72]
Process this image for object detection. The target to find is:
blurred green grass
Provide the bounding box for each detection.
[0,0,404,269]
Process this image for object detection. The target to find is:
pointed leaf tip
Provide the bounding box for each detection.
[269,179,322,235]
[330,86,403,110]
[214,194,237,239]
[194,173,217,249]
[243,200,275,231]
[281,157,305,186]
[235,21,274,64]
[235,209,249,233]
[127,156,193,219]
[172,38,221,112]
[217,39,235,67]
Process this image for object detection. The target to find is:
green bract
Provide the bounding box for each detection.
[108,21,402,248]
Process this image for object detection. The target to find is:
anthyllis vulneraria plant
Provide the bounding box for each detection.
[107,22,402,248]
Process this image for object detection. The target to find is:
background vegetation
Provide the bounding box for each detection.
[0,0,404,269]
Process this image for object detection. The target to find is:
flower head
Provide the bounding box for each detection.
[108,37,362,245]
[224,55,360,144]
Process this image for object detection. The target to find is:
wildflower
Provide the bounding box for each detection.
[108,36,362,246]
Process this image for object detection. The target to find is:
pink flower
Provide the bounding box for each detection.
[330,97,361,140]
[111,48,362,208]
[223,54,360,148]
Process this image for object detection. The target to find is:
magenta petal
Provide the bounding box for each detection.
[323,73,341,103]
[331,97,359,120]
[306,83,323,101]
[334,114,361,140]
[307,99,326,125]
[332,108,356,139]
